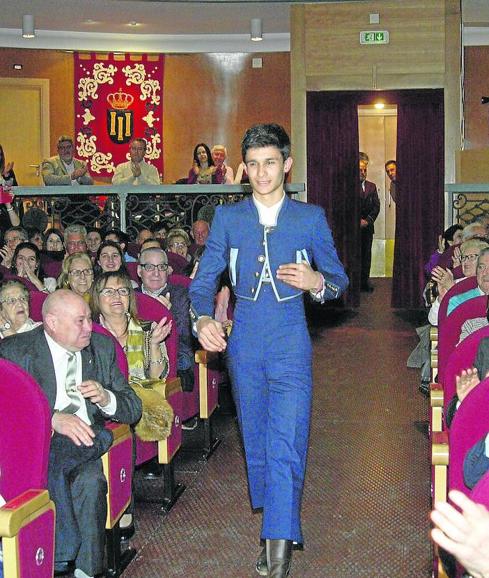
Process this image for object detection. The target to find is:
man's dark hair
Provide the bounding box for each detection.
[241,123,291,162]
[385,159,396,169]
[103,228,128,248]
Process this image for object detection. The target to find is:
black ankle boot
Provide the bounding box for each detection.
[255,544,267,576]
[266,539,293,578]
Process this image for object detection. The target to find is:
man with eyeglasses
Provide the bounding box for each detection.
[41,136,99,227]
[137,247,194,393]
[0,226,27,270]
[112,138,160,186]
[65,225,88,256]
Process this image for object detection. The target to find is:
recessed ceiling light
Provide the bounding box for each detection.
[13,64,23,70]
[129,21,139,27]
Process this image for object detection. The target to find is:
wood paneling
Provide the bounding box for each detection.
[0,49,290,184]
[464,47,489,151]
[304,1,445,88]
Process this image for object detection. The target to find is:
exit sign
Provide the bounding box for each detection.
[360,31,389,45]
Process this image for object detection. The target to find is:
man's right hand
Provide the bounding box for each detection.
[131,162,142,177]
[196,317,227,352]
[52,412,95,447]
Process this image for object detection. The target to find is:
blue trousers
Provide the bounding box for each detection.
[227,285,312,544]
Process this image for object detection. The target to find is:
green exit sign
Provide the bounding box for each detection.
[360,31,389,45]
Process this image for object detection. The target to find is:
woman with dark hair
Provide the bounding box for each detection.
[94,239,129,277]
[187,142,224,184]
[43,228,64,256]
[425,224,464,275]
[0,144,18,187]
[9,241,56,292]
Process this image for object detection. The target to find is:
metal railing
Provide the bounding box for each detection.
[8,183,305,240]
[446,184,489,226]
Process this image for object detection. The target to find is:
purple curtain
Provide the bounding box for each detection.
[392,90,445,308]
[306,89,444,310]
[306,92,360,307]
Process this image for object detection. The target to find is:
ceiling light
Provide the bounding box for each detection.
[129,21,139,27]
[250,18,263,42]
[13,64,23,70]
[22,15,35,39]
[374,102,385,110]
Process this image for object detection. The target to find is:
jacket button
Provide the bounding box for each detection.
[258,255,265,263]
[255,272,260,277]
[251,287,255,293]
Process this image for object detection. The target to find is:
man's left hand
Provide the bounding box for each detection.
[78,380,110,407]
[276,262,321,291]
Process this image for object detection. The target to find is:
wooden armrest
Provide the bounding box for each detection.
[430,326,438,342]
[105,422,130,441]
[195,350,219,364]
[432,431,449,466]
[430,383,444,407]
[431,350,438,369]
[160,376,182,399]
[0,489,51,537]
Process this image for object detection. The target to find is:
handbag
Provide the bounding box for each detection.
[129,376,174,442]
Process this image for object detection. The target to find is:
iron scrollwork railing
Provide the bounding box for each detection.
[446,184,489,226]
[9,184,305,240]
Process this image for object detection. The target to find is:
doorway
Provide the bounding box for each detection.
[358,104,397,278]
[0,78,50,185]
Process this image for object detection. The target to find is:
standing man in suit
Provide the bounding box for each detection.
[359,153,380,292]
[0,290,142,578]
[190,124,348,577]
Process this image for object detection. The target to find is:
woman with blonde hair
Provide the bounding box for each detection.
[57,252,94,301]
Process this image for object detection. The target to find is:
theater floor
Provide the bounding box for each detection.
[123,278,432,577]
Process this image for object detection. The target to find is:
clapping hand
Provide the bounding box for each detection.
[150,316,172,346]
[431,266,454,299]
[2,161,14,178]
[131,162,142,178]
[0,245,14,268]
[453,245,462,268]
[456,367,481,402]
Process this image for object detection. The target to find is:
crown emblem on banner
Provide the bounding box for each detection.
[107,89,134,110]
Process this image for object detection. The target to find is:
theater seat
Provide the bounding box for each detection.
[0,359,55,578]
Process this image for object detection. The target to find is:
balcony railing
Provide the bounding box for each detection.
[8,183,305,240]
[446,184,489,226]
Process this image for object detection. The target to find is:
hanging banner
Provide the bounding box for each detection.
[74,53,164,179]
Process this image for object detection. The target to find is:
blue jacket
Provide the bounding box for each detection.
[190,195,348,317]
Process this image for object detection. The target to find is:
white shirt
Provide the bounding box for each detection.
[112,160,160,186]
[45,331,116,424]
[61,160,78,186]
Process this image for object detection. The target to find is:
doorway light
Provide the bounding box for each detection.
[374,102,385,110]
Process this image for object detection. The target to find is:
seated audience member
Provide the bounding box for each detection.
[151,222,167,244]
[57,252,94,302]
[41,137,98,227]
[112,138,160,186]
[462,221,488,243]
[431,490,489,578]
[65,224,88,256]
[0,226,27,269]
[428,239,489,326]
[425,224,463,276]
[136,228,153,247]
[140,238,162,254]
[94,240,133,280]
[137,247,194,391]
[103,229,136,262]
[187,143,221,184]
[9,241,56,293]
[459,298,489,343]
[41,228,65,279]
[189,219,209,257]
[90,270,173,534]
[233,161,249,184]
[446,248,489,316]
[0,290,142,578]
[41,136,93,186]
[26,227,44,251]
[86,227,102,257]
[211,145,234,184]
[166,228,193,276]
[0,144,18,187]
[0,280,41,338]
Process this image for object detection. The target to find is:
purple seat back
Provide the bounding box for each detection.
[444,326,489,420]
[448,377,489,496]
[438,277,478,323]
[438,295,487,383]
[0,359,51,500]
[134,292,178,378]
[169,273,192,288]
[30,290,49,322]
[125,261,139,283]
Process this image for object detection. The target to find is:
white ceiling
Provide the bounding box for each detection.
[0,0,487,53]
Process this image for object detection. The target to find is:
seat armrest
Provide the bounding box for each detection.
[432,431,449,466]
[430,383,444,408]
[0,489,52,537]
[195,350,219,364]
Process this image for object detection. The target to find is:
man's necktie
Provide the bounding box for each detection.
[64,352,81,413]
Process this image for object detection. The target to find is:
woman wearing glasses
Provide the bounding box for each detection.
[166,228,194,276]
[57,252,94,301]
[90,270,172,538]
[0,280,41,338]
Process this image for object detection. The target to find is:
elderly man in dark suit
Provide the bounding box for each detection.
[0,290,142,578]
[359,153,380,292]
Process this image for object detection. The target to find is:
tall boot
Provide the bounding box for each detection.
[266,539,293,578]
